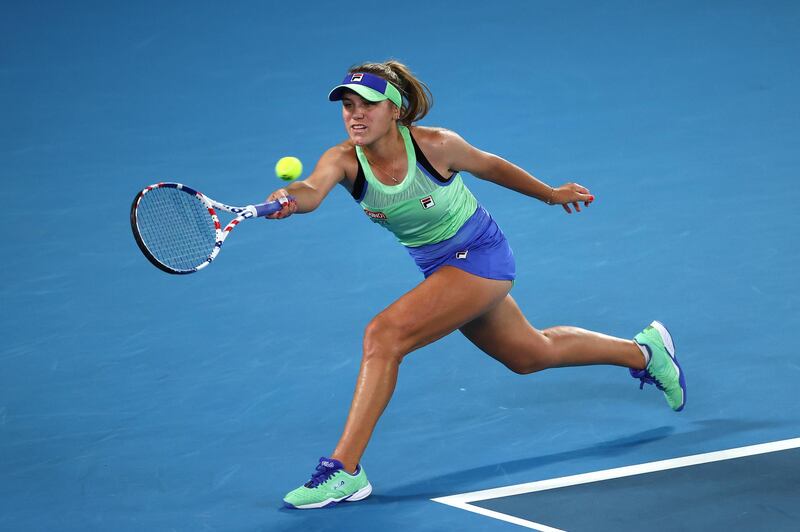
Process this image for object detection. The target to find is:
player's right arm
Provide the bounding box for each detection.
[266,144,349,218]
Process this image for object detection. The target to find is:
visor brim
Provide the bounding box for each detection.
[328,84,389,104]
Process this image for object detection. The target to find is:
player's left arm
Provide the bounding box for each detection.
[436,129,594,213]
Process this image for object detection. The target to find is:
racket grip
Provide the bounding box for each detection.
[253,195,295,217]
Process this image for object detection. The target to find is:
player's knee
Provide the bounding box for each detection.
[363,315,408,363]
[503,336,557,374]
[504,360,533,375]
[504,358,548,375]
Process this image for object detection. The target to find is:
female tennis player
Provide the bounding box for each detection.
[269,61,686,509]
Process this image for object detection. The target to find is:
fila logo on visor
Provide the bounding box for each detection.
[351,73,364,82]
[420,195,435,209]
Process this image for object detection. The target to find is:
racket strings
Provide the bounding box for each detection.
[135,187,218,271]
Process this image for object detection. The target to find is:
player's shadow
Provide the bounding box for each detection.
[368,417,786,504]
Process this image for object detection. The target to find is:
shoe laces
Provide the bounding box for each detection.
[629,368,665,391]
[304,459,341,488]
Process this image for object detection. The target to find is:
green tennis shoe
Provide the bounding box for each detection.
[283,457,372,509]
[630,321,686,411]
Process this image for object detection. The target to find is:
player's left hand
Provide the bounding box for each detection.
[552,183,594,214]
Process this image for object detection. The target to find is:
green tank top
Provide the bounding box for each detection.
[354,126,478,247]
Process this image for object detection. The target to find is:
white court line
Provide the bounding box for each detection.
[432,437,800,531]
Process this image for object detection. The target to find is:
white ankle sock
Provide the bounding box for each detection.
[636,342,650,366]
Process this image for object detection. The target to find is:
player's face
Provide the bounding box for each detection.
[341,92,397,146]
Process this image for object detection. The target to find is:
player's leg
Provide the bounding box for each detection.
[459,296,686,411]
[331,266,512,470]
[283,266,510,509]
[459,294,646,374]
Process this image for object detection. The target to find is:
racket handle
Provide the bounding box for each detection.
[253,195,295,217]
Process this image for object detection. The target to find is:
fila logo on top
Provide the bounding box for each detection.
[420,195,435,209]
[351,73,364,82]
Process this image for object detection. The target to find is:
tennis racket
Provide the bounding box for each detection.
[130,182,292,274]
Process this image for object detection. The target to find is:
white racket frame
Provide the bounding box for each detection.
[131,182,286,274]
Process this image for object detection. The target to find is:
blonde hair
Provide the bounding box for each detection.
[348,59,433,126]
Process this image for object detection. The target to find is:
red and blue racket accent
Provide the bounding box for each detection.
[130,182,292,274]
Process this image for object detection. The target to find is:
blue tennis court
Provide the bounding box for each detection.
[2,1,799,530]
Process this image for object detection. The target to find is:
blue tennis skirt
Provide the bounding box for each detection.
[405,205,516,281]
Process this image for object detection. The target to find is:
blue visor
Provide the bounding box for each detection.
[328,72,403,108]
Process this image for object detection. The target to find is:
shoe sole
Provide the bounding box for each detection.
[283,482,373,510]
[345,482,373,502]
[650,320,686,412]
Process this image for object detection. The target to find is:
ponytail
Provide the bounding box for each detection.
[348,59,433,125]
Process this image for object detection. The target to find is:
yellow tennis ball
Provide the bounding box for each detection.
[275,156,302,181]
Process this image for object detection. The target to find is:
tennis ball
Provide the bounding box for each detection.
[275,156,303,181]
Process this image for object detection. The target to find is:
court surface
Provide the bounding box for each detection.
[2,1,799,531]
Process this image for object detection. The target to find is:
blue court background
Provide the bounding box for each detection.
[2,1,799,530]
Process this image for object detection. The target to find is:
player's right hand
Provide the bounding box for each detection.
[266,189,298,219]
